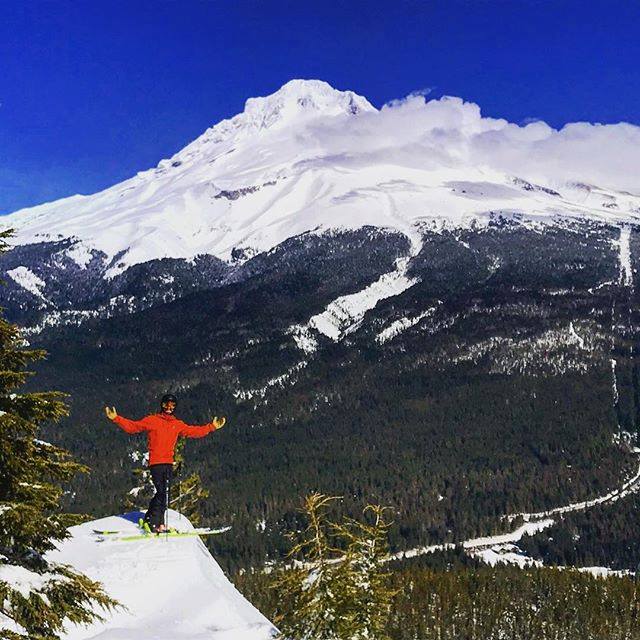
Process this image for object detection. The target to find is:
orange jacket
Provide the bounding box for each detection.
[112,412,217,465]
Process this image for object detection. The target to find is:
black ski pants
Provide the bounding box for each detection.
[145,463,173,528]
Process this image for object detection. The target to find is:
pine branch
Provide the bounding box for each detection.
[0,231,120,638]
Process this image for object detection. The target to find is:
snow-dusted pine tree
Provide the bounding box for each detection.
[272,493,394,640]
[170,439,209,526]
[122,449,154,513]
[0,230,117,639]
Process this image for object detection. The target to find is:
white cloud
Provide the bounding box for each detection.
[304,92,640,194]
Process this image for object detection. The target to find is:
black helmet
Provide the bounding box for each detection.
[161,393,178,406]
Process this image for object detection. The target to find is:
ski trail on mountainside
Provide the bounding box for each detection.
[234,231,422,400]
[610,224,635,433]
[290,230,422,353]
[619,225,633,288]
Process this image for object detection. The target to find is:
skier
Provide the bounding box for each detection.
[105,394,226,533]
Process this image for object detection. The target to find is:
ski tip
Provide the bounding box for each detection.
[92,529,124,535]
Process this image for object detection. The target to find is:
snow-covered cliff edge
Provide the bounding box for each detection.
[45,510,276,640]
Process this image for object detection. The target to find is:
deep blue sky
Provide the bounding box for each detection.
[1,0,638,214]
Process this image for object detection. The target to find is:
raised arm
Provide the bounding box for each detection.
[105,406,151,434]
[180,416,226,439]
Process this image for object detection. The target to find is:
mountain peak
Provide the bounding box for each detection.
[242,79,376,129]
[170,79,376,166]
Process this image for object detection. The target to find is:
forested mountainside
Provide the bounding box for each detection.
[2,219,639,571]
[3,80,640,573]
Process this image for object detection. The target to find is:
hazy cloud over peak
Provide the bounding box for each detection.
[306,92,640,194]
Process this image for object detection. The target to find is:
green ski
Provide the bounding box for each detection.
[93,525,230,542]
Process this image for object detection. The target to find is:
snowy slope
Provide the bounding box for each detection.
[3,79,640,278]
[45,510,276,640]
[290,250,421,352]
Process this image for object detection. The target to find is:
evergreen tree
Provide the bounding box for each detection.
[333,505,396,640]
[0,230,117,639]
[170,438,209,526]
[272,494,345,640]
[122,449,154,513]
[271,493,394,640]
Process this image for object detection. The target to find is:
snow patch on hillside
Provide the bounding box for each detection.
[65,242,95,268]
[578,566,632,578]
[291,251,421,352]
[618,225,633,287]
[234,361,308,401]
[473,545,543,569]
[567,321,585,349]
[289,325,319,354]
[376,307,438,344]
[611,358,620,406]
[6,266,46,299]
[44,510,276,640]
[447,321,605,376]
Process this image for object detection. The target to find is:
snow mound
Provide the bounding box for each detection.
[45,510,276,640]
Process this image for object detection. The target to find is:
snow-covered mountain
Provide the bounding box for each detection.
[2,78,640,333]
[3,79,639,280]
[2,80,381,276]
[43,511,276,640]
[3,80,640,574]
